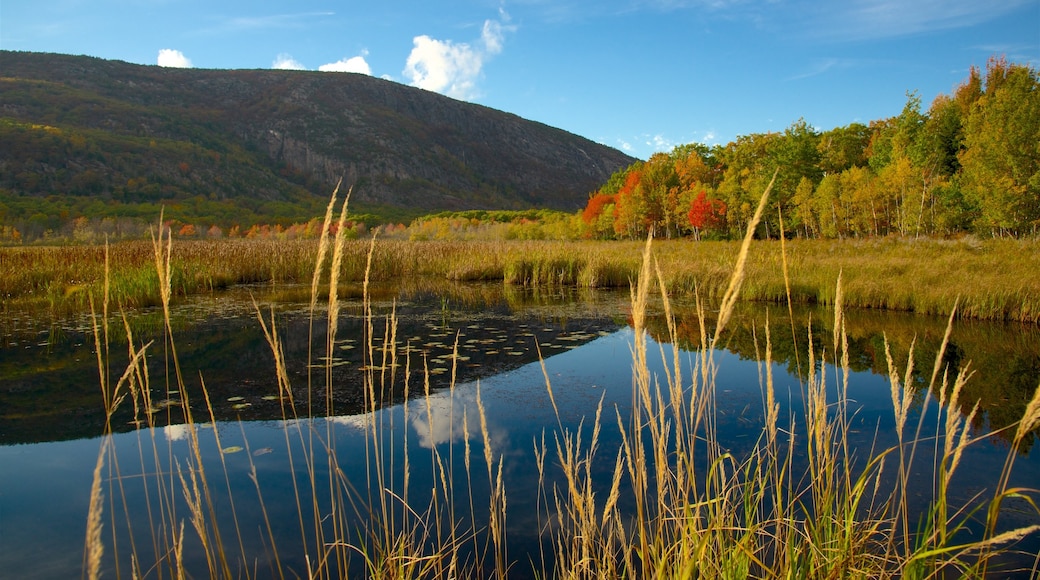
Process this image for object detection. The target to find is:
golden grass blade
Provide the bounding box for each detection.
[310,178,342,313]
[1015,383,1040,447]
[713,168,777,344]
[83,437,107,580]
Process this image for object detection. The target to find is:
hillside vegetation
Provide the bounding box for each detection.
[1,53,1035,245]
[0,51,634,241]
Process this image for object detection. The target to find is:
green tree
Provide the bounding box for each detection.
[717,132,777,237]
[818,123,871,175]
[959,57,1040,235]
[767,119,822,235]
[813,173,843,238]
[790,176,818,237]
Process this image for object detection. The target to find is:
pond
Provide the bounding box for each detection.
[1,280,1039,578]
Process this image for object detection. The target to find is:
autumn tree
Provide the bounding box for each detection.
[637,153,680,237]
[767,119,822,236]
[671,143,724,190]
[959,57,1040,235]
[580,192,617,239]
[569,55,1035,241]
[818,123,870,175]
[612,166,644,238]
[717,132,778,237]
[687,191,727,240]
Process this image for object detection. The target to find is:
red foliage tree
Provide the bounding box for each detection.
[687,191,727,239]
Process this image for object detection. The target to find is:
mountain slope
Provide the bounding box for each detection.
[0,51,636,221]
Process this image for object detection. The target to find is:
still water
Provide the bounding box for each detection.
[1,282,1038,577]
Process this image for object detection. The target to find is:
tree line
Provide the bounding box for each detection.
[2,57,1035,245]
[580,57,1039,240]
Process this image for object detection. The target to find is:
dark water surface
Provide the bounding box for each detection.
[1,282,1038,578]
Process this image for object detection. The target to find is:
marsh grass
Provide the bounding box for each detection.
[82,181,1040,578]
[5,234,1039,322]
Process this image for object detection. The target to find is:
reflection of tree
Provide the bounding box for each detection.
[641,302,1040,451]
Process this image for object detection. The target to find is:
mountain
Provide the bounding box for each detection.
[0,51,636,226]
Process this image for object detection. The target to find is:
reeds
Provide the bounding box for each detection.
[80,180,1040,578]
[530,174,1040,578]
[5,235,1038,323]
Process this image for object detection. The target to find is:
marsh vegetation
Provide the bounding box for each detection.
[16,183,1021,579]
[2,234,1039,323]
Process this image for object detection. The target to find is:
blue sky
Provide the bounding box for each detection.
[3,0,1038,159]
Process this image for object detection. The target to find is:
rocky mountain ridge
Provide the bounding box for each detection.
[0,51,636,217]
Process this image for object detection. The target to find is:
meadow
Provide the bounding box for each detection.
[2,234,1039,323]
[60,182,1040,579]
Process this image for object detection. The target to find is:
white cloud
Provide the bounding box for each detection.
[812,0,1032,41]
[272,53,306,70]
[403,36,483,99]
[481,18,507,55]
[157,48,192,68]
[402,12,513,100]
[649,134,674,151]
[319,52,372,75]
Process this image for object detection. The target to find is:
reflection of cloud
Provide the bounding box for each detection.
[328,388,482,449]
[402,10,513,100]
[407,388,481,449]
[328,414,368,430]
[157,49,192,68]
[164,423,193,442]
[163,422,215,442]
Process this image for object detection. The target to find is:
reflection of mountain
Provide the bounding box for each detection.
[641,301,1040,450]
[0,286,621,445]
[7,284,1036,449]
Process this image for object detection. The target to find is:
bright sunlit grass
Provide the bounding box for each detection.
[3,234,1038,323]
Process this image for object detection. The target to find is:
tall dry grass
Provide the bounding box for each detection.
[5,234,1039,323]
[82,180,1040,578]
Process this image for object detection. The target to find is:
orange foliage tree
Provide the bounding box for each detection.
[687,191,727,240]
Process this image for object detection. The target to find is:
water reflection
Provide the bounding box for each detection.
[642,300,1040,450]
[0,281,626,445]
[1,282,1039,578]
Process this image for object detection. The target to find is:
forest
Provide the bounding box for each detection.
[580,57,1039,240]
[1,57,1036,244]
